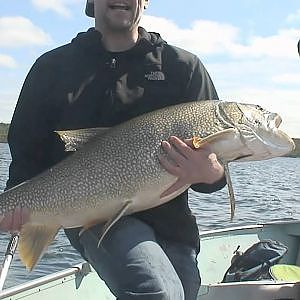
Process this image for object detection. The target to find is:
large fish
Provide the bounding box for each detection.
[0,100,295,270]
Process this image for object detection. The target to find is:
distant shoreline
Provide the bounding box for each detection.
[0,123,9,143]
[0,123,299,157]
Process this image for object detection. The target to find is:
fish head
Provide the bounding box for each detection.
[219,102,295,162]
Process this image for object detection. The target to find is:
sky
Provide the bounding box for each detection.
[0,0,299,137]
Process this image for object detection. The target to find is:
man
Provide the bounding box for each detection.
[2,0,226,299]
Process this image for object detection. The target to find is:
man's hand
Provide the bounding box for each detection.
[0,206,30,232]
[159,136,224,198]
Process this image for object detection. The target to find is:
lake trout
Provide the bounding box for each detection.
[0,100,295,270]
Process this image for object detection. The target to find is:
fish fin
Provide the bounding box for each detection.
[55,127,110,151]
[192,136,203,148]
[223,163,236,220]
[97,200,132,248]
[192,129,238,149]
[19,224,60,271]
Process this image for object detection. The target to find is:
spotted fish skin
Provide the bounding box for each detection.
[0,100,295,270]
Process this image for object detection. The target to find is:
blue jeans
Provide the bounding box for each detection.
[78,216,200,300]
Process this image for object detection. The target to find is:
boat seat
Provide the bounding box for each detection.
[270,264,300,282]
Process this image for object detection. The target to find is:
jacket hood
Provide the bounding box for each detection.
[71,27,166,56]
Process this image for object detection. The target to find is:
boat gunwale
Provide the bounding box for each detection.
[0,263,86,299]
[199,224,264,238]
[200,219,300,238]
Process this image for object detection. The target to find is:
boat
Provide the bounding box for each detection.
[198,220,300,299]
[0,220,300,300]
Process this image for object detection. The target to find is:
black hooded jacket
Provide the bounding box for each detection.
[6,27,226,253]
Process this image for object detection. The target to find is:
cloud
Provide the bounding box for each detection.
[240,29,299,59]
[141,16,240,57]
[141,15,299,59]
[0,54,17,68]
[31,0,82,18]
[272,73,300,85]
[287,9,300,23]
[207,58,299,88]
[0,17,52,48]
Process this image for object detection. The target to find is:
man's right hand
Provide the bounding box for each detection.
[0,207,30,232]
[159,136,224,198]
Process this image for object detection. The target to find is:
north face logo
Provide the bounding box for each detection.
[145,71,165,81]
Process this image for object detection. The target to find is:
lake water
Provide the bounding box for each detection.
[0,142,299,288]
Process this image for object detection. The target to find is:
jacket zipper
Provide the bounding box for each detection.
[110,58,116,69]
[107,58,117,105]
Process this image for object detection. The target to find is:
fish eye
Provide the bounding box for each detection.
[255,105,264,111]
[255,119,262,126]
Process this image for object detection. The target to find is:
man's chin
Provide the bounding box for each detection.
[107,22,135,33]
[104,15,133,29]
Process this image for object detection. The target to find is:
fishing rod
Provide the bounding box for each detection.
[0,232,19,291]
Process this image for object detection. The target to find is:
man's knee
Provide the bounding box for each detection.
[119,278,185,300]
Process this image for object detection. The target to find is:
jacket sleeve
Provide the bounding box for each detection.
[184,56,227,193]
[5,58,64,190]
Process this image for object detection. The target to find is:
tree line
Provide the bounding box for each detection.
[0,123,9,143]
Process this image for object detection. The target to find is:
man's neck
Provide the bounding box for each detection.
[95,27,139,52]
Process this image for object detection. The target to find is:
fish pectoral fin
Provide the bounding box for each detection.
[97,200,132,248]
[192,129,238,149]
[192,136,203,148]
[55,127,111,152]
[19,223,60,271]
[193,130,238,221]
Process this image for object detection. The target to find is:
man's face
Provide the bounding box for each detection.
[94,0,148,32]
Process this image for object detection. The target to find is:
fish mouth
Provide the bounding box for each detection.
[273,129,295,151]
[235,103,295,159]
[266,114,295,152]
